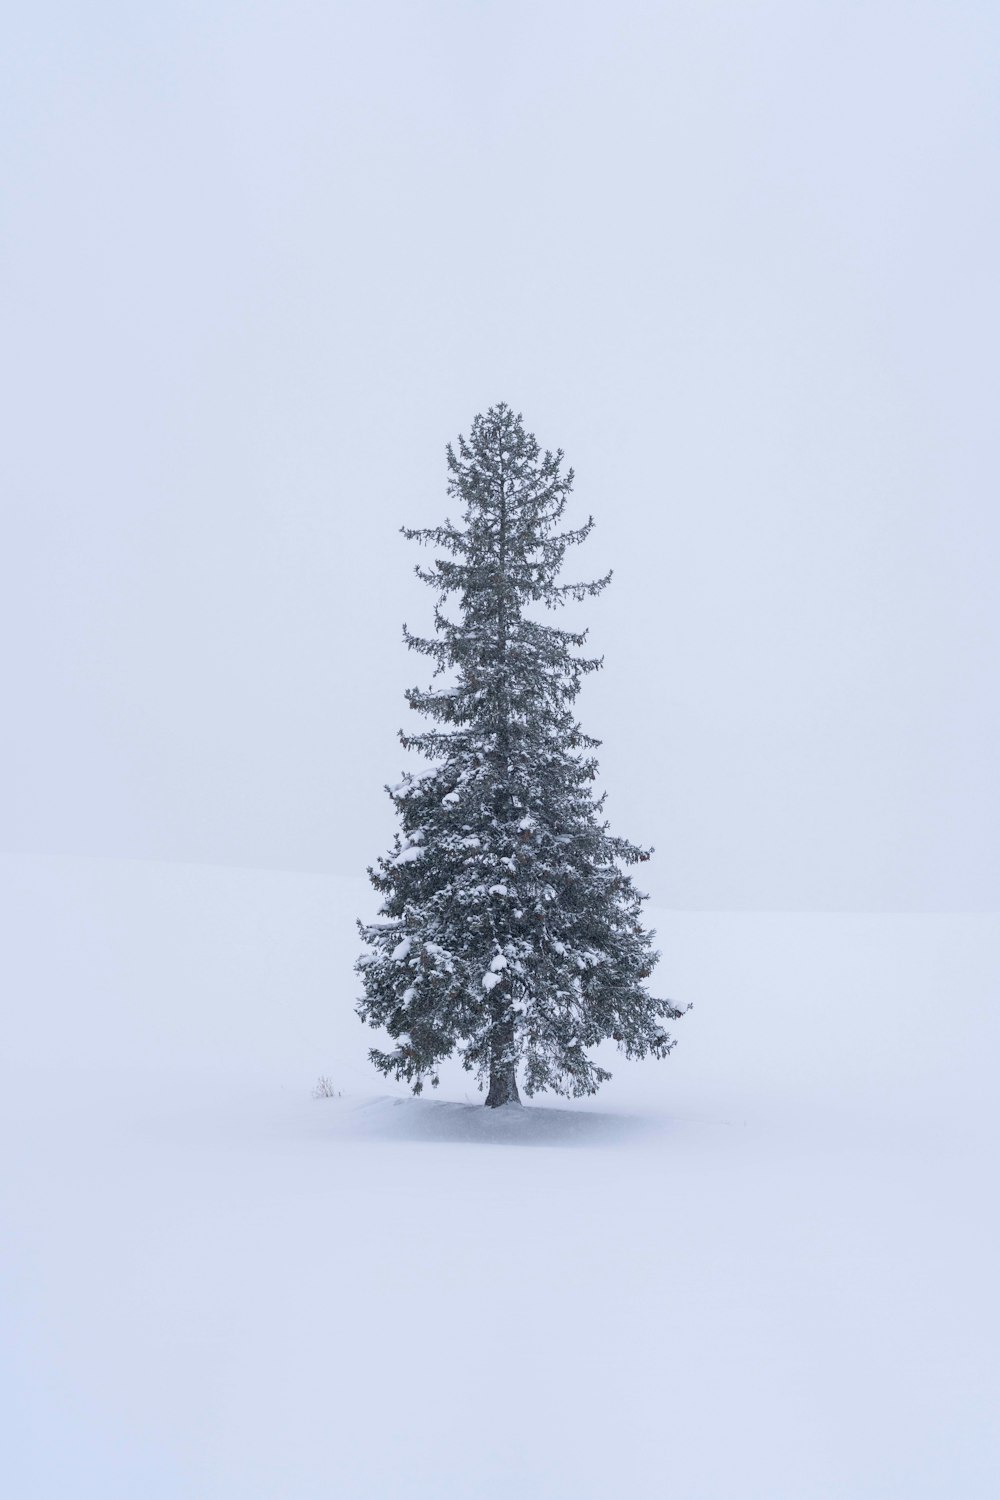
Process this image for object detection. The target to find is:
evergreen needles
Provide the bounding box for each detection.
[356,403,684,1106]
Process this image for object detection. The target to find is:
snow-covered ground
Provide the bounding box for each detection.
[2,853,997,1498]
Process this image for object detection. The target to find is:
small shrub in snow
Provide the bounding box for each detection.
[311,1075,338,1099]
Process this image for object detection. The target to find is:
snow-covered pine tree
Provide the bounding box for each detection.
[356,403,685,1107]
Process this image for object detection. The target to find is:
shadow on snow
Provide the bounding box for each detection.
[336,1094,665,1148]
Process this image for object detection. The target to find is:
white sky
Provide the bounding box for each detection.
[2,1,997,910]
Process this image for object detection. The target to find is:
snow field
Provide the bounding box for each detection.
[2,854,997,1497]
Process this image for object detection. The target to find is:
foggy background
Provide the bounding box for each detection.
[2,0,997,911]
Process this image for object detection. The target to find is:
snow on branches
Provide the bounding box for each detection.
[356,403,685,1106]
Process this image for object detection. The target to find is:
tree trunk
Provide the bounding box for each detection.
[484,428,519,1112]
[485,1014,520,1107]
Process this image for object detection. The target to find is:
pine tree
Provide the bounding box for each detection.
[356,403,685,1107]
